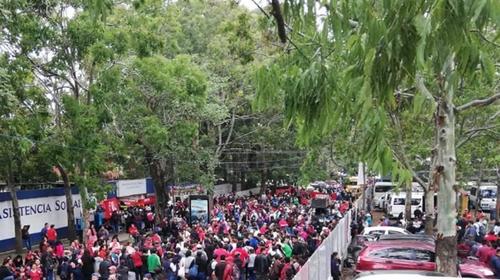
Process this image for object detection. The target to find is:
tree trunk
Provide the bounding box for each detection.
[7,176,23,253]
[260,169,268,194]
[425,119,439,235]
[435,95,458,276]
[496,169,500,221]
[80,185,90,244]
[56,164,76,242]
[405,182,412,223]
[424,188,434,235]
[147,153,169,224]
[474,163,484,214]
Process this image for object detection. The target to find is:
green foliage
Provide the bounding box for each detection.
[256,0,498,181]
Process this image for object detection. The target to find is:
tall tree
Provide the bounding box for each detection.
[255,0,499,275]
[0,56,50,252]
[1,0,115,238]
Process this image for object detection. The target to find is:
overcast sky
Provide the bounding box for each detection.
[239,0,269,11]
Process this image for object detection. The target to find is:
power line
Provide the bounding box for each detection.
[0,133,306,165]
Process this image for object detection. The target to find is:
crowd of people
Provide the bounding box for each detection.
[457,210,500,277]
[0,185,354,280]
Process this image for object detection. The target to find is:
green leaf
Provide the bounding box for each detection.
[480,52,495,84]
[471,0,487,23]
[413,92,426,115]
[414,14,431,67]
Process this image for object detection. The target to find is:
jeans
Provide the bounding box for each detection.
[247,267,256,280]
[196,272,206,280]
[490,209,497,221]
[46,269,54,280]
[133,268,142,280]
[23,238,31,250]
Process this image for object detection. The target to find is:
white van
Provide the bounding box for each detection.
[378,192,391,211]
[386,191,424,218]
[373,182,394,208]
[469,184,497,211]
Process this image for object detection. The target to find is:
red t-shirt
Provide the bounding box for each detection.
[485,234,497,242]
[214,248,229,261]
[477,246,496,264]
[46,228,57,241]
[29,269,42,280]
[131,251,143,268]
[232,248,249,265]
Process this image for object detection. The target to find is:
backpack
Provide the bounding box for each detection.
[478,224,486,236]
[188,261,199,278]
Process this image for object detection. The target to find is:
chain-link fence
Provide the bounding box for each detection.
[293,210,353,280]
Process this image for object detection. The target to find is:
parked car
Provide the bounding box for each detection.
[377,234,434,243]
[355,271,479,280]
[356,241,495,278]
[362,226,411,236]
[354,270,445,279]
[459,257,496,279]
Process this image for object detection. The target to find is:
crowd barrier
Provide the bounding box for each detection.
[293,209,353,280]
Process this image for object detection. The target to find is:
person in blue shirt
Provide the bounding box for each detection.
[464,221,477,241]
[40,222,49,238]
[490,248,500,278]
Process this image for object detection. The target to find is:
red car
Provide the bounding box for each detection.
[459,258,496,279]
[356,240,495,278]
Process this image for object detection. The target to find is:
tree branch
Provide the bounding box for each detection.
[463,124,500,136]
[251,0,271,19]
[270,0,287,44]
[389,112,427,189]
[456,92,500,111]
[471,30,500,48]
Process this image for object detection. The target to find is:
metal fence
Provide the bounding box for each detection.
[293,210,353,280]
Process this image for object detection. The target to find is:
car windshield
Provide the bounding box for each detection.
[481,189,496,198]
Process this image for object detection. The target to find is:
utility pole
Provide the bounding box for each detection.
[358,162,367,211]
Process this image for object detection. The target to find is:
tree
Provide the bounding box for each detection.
[1,0,116,239]
[255,0,499,275]
[0,56,50,253]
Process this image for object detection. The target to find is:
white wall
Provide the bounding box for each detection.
[0,194,82,240]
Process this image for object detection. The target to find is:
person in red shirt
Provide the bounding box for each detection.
[46,225,57,246]
[232,243,249,266]
[28,263,43,280]
[462,209,472,222]
[476,241,496,264]
[485,231,497,243]
[214,244,229,261]
[130,249,143,278]
[477,210,486,220]
[98,245,108,259]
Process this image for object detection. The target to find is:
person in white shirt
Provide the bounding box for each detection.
[493,221,500,235]
[247,248,257,280]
